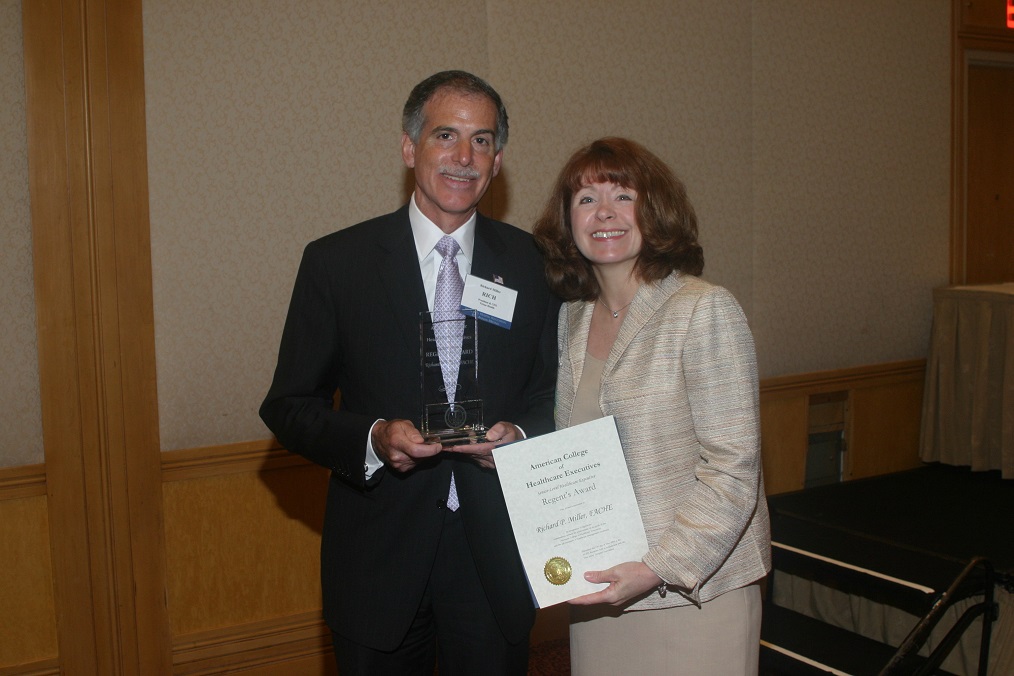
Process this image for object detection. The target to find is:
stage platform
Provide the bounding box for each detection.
[769,463,1013,582]
[762,463,1013,675]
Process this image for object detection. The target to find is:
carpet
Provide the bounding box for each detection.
[529,637,570,675]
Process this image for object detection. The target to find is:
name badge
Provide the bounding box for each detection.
[461,275,518,329]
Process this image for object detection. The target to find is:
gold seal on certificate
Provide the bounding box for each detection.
[544,557,573,586]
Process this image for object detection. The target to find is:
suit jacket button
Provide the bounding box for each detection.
[436,498,446,510]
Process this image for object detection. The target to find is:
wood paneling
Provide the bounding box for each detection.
[960,0,1014,35]
[759,360,926,495]
[966,62,1014,283]
[0,494,57,667]
[160,441,577,670]
[0,660,59,676]
[760,394,809,496]
[848,378,925,479]
[951,0,1014,284]
[23,0,171,672]
[162,457,327,637]
[172,612,336,676]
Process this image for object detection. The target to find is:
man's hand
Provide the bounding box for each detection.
[444,420,522,469]
[371,419,442,472]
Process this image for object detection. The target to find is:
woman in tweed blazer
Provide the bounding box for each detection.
[533,138,770,675]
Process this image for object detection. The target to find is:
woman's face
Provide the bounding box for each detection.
[570,181,643,273]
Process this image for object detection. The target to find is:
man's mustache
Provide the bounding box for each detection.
[439,166,481,180]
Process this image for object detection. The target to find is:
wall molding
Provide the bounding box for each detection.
[161,439,294,483]
[172,611,332,676]
[760,359,926,397]
[0,463,46,501]
[0,658,59,676]
[155,359,929,481]
[0,360,930,500]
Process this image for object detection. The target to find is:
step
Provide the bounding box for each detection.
[760,602,957,676]
[770,515,984,616]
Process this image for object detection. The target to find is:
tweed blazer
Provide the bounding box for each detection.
[556,272,770,609]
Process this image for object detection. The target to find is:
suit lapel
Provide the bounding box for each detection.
[470,216,509,368]
[605,273,685,377]
[371,209,429,357]
[470,216,506,282]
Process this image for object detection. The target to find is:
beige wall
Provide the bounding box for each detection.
[0,3,951,463]
[141,0,952,453]
[751,2,951,376]
[0,0,43,468]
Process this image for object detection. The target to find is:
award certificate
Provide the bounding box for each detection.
[492,416,648,607]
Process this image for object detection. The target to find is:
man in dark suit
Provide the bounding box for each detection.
[260,70,558,675]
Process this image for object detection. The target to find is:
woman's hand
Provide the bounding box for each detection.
[567,561,663,607]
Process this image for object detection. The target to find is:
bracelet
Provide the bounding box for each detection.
[657,581,667,598]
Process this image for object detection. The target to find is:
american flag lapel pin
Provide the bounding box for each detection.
[494,275,503,284]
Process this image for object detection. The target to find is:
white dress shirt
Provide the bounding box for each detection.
[363,196,475,478]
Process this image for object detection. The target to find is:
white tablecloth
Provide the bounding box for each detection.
[920,284,1014,478]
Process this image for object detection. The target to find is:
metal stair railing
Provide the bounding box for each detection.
[880,556,998,676]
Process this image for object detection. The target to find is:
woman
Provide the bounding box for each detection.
[532,137,770,675]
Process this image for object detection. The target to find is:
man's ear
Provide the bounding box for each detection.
[401,132,416,169]
[492,148,503,178]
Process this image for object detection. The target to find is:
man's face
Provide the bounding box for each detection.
[401,90,503,233]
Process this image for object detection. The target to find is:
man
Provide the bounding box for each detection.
[260,71,558,675]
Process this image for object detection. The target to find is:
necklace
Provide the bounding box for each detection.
[597,297,632,319]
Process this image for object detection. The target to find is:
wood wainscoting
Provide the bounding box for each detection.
[0,359,926,674]
[0,465,58,675]
[161,441,334,675]
[760,359,926,495]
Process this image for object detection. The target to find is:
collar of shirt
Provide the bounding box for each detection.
[409,194,475,309]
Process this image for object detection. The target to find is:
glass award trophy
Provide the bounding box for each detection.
[420,309,486,446]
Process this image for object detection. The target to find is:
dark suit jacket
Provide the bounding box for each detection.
[260,206,559,650]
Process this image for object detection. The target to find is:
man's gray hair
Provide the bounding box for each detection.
[402,70,509,152]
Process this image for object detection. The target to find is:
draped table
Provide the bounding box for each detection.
[920,283,1014,478]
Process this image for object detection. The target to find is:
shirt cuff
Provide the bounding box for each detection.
[364,419,385,479]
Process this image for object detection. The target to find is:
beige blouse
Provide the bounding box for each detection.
[572,352,605,426]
